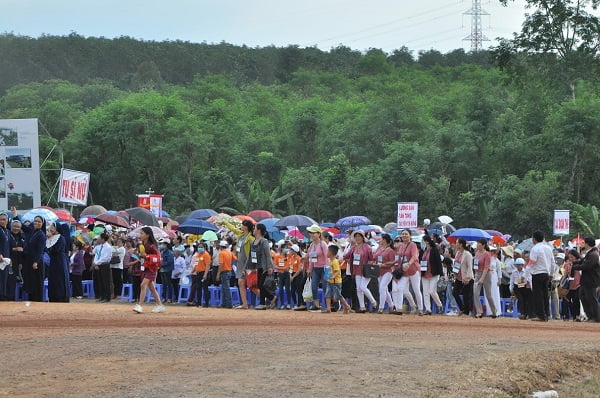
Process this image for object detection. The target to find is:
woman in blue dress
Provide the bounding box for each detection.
[46,222,71,302]
[22,216,47,302]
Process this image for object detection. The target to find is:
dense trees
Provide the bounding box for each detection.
[0,31,599,238]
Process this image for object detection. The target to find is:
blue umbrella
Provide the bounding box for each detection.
[188,209,217,220]
[260,217,285,241]
[335,216,371,230]
[178,219,218,235]
[449,228,491,241]
[320,222,336,228]
[22,208,59,223]
[161,210,170,218]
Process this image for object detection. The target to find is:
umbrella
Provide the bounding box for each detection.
[517,238,534,251]
[287,229,305,240]
[335,216,371,230]
[106,210,129,221]
[429,222,456,233]
[128,226,169,240]
[449,228,492,241]
[234,215,257,224]
[125,207,159,227]
[322,227,340,235]
[161,210,170,218]
[80,205,107,217]
[22,208,58,223]
[260,218,286,241]
[320,222,336,228]
[569,236,584,247]
[54,208,76,223]
[201,230,219,241]
[485,230,503,237]
[175,215,189,224]
[438,215,453,225]
[188,209,218,220]
[248,210,274,222]
[95,213,130,228]
[492,235,506,246]
[356,224,382,233]
[164,229,177,239]
[274,215,318,230]
[178,219,218,235]
[383,222,397,233]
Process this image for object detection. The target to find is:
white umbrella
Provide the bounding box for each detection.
[438,215,453,225]
[128,226,169,240]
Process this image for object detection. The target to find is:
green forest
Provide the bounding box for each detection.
[1,0,599,238]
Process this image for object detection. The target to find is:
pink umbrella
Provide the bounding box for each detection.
[287,229,305,240]
[248,210,274,222]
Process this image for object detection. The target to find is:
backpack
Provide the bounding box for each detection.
[145,253,162,272]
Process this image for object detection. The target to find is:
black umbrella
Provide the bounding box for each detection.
[188,209,218,220]
[125,207,159,226]
[175,215,189,224]
[274,215,318,234]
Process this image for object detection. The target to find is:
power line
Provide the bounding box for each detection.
[305,0,463,47]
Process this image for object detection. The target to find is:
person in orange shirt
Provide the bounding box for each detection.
[187,242,212,308]
[275,241,293,309]
[217,240,236,308]
[288,244,306,310]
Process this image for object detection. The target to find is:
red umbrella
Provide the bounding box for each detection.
[95,213,130,228]
[323,227,340,234]
[248,210,274,222]
[492,235,506,246]
[54,209,76,223]
[287,229,305,240]
[234,215,257,224]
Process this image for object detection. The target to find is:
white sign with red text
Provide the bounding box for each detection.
[553,210,569,236]
[58,168,90,206]
[397,202,418,229]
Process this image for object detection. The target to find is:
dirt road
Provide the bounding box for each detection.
[1,301,598,397]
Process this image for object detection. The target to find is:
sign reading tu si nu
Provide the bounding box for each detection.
[397,202,418,229]
[553,210,570,236]
[58,168,90,206]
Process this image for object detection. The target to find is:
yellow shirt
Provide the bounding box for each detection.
[328,258,342,284]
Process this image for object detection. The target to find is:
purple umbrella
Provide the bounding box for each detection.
[484,229,503,237]
[335,216,371,230]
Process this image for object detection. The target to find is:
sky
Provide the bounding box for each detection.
[2,0,529,53]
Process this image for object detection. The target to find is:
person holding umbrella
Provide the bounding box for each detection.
[344,230,376,313]
[473,238,498,318]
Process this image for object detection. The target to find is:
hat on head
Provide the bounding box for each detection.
[219,240,228,247]
[514,248,523,256]
[277,239,286,247]
[489,244,498,251]
[352,230,365,239]
[306,224,322,234]
[158,237,170,243]
[501,246,514,257]
[556,253,565,260]
[291,244,300,253]
[514,258,525,266]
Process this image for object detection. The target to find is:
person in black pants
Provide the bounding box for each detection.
[93,233,113,303]
[571,237,600,322]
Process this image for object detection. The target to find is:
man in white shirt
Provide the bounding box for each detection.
[510,258,532,320]
[93,233,113,303]
[526,231,556,321]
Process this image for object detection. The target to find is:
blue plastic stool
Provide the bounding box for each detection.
[120,283,133,302]
[42,279,49,302]
[230,286,241,306]
[209,285,221,307]
[178,284,192,303]
[247,289,258,307]
[15,282,28,301]
[501,297,518,317]
[146,283,162,302]
[82,280,94,298]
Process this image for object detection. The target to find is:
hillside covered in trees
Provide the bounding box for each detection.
[1,28,599,238]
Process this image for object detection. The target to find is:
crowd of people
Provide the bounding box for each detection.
[0,210,599,323]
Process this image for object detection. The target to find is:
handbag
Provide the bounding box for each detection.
[557,277,570,298]
[302,276,313,302]
[246,270,258,290]
[110,253,121,265]
[392,268,403,280]
[362,264,380,279]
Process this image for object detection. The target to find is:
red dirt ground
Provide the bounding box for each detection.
[1,301,598,397]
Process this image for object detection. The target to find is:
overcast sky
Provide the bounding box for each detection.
[3,0,529,53]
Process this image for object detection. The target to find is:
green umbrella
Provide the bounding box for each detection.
[201,230,218,241]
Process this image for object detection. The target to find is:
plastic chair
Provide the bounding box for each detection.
[501,297,518,317]
[82,280,94,298]
[230,286,241,306]
[178,284,192,303]
[209,285,221,307]
[43,279,49,302]
[15,282,28,301]
[120,283,133,302]
[146,283,162,302]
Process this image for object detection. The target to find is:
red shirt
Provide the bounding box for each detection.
[374,246,396,276]
[473,251,490,273]
[396,242,419,277]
